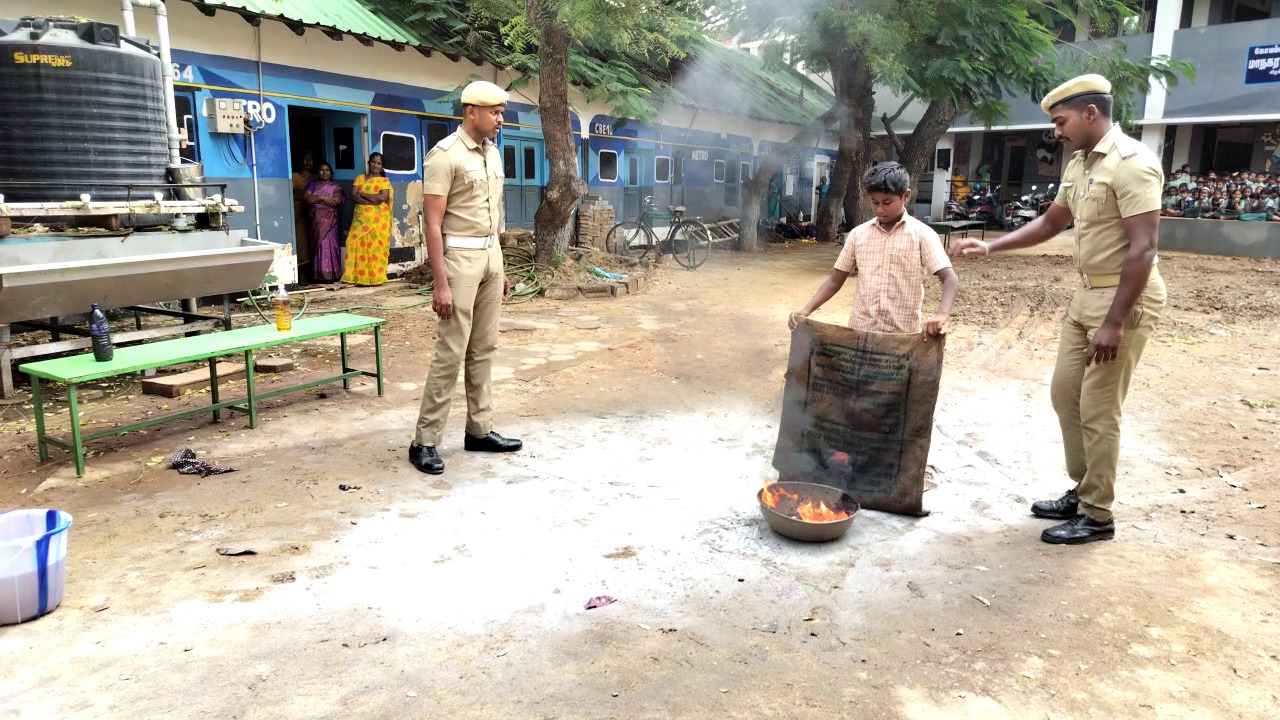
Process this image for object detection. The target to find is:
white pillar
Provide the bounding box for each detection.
[1143,0,1183,122]
[1191,0,1211,27]
[1076,4,1092,40]
[1172,125,1193,168]
[1141,124,1166,159]
[930,133,955,221]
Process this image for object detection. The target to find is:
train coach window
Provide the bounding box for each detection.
[740,162,751,182]
[524,146,537,181]
[380,132,418,174]
[504,145,517,178]
[598,150,619,182]
[425,121,450,151]
[655,156,672,183]
[334,127,356,170]
[714,160,726,183]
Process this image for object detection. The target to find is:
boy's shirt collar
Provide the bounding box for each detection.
[874,212,908,232]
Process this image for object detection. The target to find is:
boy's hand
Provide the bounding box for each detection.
[949,238,989,257]
[923,312,949,338]
[788,311,809,331]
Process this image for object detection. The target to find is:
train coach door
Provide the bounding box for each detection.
[811,155,831,222]
[501,133,544,229]
[323,112,366,183]
[624,148,654,221]
[519,137,544,228]
[724,152,741,210]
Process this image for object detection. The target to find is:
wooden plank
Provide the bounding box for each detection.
[142,362,245,398]
[705,219,740,245]
[1,200,244,218]
[8,319,223,359]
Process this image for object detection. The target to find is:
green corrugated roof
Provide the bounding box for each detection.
[185,1,835,125]
[189,0,506,63]
[187,0,423,47]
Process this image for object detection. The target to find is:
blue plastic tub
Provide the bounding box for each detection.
[0,509,73,625]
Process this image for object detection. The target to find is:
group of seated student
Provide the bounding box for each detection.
[1161,165,1280,222]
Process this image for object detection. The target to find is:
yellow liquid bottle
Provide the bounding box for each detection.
[273,285,292,332]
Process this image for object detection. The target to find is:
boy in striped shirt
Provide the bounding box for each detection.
[790,162,959,336]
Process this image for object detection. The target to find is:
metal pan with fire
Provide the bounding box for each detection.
[758,480,859,542]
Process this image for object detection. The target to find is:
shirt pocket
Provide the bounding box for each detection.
[1082,181,1111,221]
[462,167,486,188]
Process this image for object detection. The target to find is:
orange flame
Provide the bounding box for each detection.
[761,482,785,510]
[761,480,852,522]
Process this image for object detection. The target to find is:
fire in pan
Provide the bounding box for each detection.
[758,480,859,542]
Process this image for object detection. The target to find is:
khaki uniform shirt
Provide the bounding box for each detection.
[1053,125,1164,275]
[423,129,504,237]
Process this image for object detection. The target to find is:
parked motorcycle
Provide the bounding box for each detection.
[1006,185,1042,230]
[944,197,971,220]
[969,184,1006,229]
[1035,183,1056,216]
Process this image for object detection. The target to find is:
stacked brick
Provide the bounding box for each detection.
[576,197,615,250]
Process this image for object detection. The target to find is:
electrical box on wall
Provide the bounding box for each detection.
[204,97,245,134]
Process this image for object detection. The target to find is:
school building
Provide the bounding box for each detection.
[917,0,1280,220]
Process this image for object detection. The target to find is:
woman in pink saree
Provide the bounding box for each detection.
[304,162,345,283]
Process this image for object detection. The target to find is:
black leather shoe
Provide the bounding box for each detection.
[1041,514,1115,545]
[409,443,444,475]
[1031,488,1079,519]
[464,431,522,453]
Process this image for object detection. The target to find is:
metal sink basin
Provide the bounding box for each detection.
[0,229,280,323]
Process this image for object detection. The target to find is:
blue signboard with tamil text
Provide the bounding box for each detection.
[1245,43,1280,85]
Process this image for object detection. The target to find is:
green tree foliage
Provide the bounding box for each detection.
[384,0,706,262]
[719,0,1194,244]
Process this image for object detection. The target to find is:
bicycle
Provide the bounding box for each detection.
[605,196,712,270]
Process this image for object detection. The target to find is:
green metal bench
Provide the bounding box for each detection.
[20,313,386,476]
[927,220,987,250]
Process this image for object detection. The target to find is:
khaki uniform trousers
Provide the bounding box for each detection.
[1049,273,1166,522]
[415,241,504,446]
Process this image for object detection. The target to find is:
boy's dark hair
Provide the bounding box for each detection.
[1060,92,1113,118]
[864,162,911,196]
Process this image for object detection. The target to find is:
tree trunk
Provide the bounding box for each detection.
[820,121,856,242]
[530,3,587,266]
[884,99,962,202]
[738,105,839,251]
[818,49,872,239]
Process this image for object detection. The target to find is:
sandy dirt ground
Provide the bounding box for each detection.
[1,234,1278,719]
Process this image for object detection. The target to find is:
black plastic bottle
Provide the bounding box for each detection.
[89,303,114,362]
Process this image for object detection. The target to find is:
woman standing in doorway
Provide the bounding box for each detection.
[341,152,393,286]
[304,163,345,283]
[291,151,315,278]
[767,179,782,223]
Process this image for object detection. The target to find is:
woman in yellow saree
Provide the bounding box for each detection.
[341,152,393,286]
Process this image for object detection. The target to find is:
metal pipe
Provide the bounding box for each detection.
[0,324,14,400]
[123,0,181,167]
[120,0,137,36]
[250,123,263,241]
[251,24,264,240]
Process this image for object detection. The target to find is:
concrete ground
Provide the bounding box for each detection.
[1,239,1278,719]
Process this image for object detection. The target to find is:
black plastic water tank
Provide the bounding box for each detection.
[0,17,170,202]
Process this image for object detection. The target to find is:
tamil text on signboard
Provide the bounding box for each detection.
[1245,43,1280,86]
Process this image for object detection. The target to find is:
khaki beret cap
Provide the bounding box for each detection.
[461,80,509,107]
[1040,74,1112,114]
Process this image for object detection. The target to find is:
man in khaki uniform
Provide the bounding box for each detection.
[952,75,1166,544]
[409,80,522,475]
